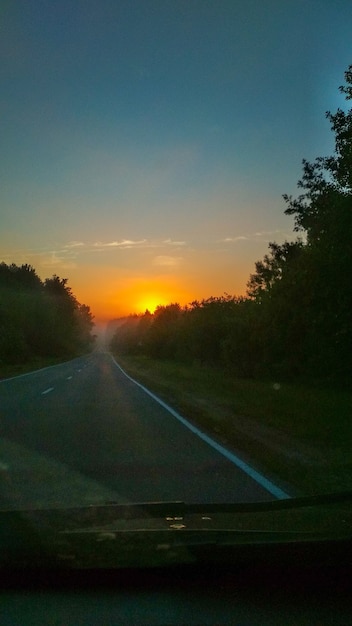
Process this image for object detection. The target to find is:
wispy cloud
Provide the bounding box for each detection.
[222,236,248,242]
[152,255,183,268]
[70,238,188,252]
[92,239,147,249]
[218,230,291,244]
[4,244,81,271]
[64,241,85,248]
[253,230,283,237]
[40,251,77,270]
[4,238,190,272]
[163,238,186,247]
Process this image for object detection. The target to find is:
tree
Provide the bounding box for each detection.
[145,303,183,359]
[247,64,352,383]
[181,295,241,365]
[110,314,144,355]
[247,240,304,302]
[283,64,352,238]
[74,304,96,351]
[0,264,95,367]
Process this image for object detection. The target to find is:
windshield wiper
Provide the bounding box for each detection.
[100,490,352,518]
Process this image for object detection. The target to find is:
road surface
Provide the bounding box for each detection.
[0,352,289,509]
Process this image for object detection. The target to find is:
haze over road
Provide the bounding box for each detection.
[0,353,288,508]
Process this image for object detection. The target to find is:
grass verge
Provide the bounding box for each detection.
[114,354,352,496]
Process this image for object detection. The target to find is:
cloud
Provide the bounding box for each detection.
[0,246,78,270]
[163,238,186,247]
[152,255,183,268]
[253,230,282,237]
[74,238,188,252]
[9,238,190,270]
[218,230,292,244]
[64,241,85,248]
[92,239,147,249]
[221,236,248,242]
[40,251,77,270]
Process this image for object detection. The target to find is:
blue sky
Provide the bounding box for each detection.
[1,0,351,320]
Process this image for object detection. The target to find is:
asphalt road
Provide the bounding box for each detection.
[0,352,289,508]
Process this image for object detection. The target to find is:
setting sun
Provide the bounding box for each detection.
[133,281,181,313]
[101,276,195,319]
[135,296,167,314]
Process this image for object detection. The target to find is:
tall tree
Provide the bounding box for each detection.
[0,264,95,367]
[247,64,352,383]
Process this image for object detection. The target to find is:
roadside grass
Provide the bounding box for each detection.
[114,354,352,495]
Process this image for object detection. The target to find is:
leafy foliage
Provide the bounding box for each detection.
[0,263,95,367]
[111,65,352,388]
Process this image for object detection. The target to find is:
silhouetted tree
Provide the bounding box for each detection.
[0,264,95,368]
[110,65,352,387]
[145,304,183,359]
[248,64,352,382]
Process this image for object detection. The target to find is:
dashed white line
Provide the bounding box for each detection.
[0,356,90,383]
[41,387,54,395]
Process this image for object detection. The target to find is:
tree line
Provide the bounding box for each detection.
[0,263,95,366]
[110,65,352,388]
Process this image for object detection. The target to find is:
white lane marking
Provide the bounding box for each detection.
[110,355,290,500]
[67,376,73,380]
[41,387,54,395]
[0,356,90,383]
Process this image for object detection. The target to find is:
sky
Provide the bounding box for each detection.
[1,0,351,324]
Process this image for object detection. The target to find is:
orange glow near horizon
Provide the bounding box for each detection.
[63,258,250,326]
[134,295,168,314]
[112,278,192,318]
[75,274,196,324]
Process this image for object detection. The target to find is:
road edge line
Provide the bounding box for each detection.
[0,356,86,383]
[110,354,291,500]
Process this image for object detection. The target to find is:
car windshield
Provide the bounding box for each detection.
[1,0,352,559]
